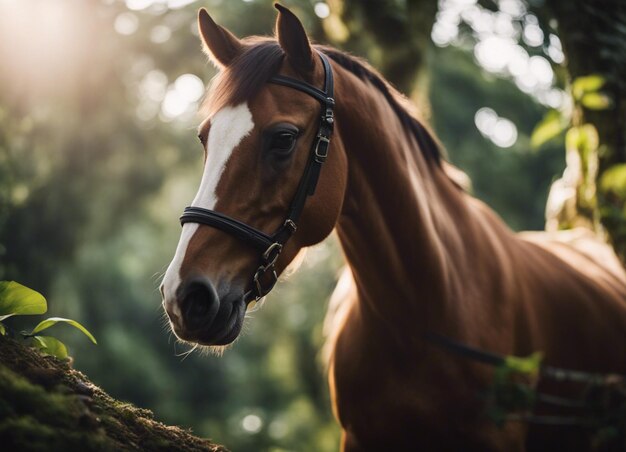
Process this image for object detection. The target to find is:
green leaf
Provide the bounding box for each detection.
[0,281,47,320]
[0,323,5,336]
[504,352,543,376]
[30,317,97,345]
[581,93,611,110]
[566,124,599,156]
[32,335,68,359]
[530,110,566,149]
[572,75,605,100]
[599,164,626,198]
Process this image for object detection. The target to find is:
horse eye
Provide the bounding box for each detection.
[270,131,296,154]
[198,134,205,146]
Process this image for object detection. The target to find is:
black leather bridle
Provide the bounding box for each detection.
[180,52,335,303]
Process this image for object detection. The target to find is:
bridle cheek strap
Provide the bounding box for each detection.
[179,52,335,302]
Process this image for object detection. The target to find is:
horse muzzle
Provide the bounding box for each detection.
[163,276,246,346]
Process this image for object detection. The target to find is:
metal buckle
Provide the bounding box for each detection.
[262,242,282,267]
[324,105,334,125]
[284,219,297,233]
[253,264,278,299]
[314,135,330,163]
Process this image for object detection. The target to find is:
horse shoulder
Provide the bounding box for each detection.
[324,269,525,450]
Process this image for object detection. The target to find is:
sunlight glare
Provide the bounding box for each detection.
[492,118,517,148]
[126,0,197,10]
[174,74,205,103]
[547,34,565,64]
[140,70,168,102]
[474,107,498,133]
[537,88,568,109]
[125,0,153,10]
[431,21,458,46]
[493,12,517,38]
[150,25,172,43]
[522,23,544,47]
[167,0,198,9]
[475,107,518,148]
[474,36,514,73]
[506,45,529,76]
[498,0,526,18]
[242,414,263,434]
[161,89,188,119]
[268,419,288,439]
[432,0,561,108]
[160,74,204,121]
[0,0,93,96]
[114,12,139,35]
[528,56,553,86]
[314,2,330,19]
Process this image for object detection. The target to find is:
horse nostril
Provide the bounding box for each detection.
[180,278,220,332]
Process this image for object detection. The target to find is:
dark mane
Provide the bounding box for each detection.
[203,38,442,164]
[318,45,443,164]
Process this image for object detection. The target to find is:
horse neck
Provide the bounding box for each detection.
[333,68,483,334]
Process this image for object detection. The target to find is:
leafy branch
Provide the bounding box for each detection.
[0,281,96,359]
[531,74,619,232]
[531,74,610,150]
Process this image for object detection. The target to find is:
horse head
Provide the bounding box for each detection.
[161,5,348,347]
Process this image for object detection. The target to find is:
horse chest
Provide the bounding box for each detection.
[329,316,525,450]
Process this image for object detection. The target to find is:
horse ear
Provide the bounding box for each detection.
[274,3,315,73]
[198,8,242,68]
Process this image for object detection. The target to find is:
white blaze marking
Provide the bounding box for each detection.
[162,223,198,318]
[192,103,254,209]
[162,103,254,307]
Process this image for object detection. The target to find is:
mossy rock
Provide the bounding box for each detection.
[0,335,227,451]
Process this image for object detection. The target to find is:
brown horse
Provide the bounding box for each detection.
[161,5,626,451]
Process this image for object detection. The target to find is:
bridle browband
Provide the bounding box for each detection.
[180,52,335,303]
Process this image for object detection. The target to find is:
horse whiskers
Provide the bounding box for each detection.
[203,344,227,357]
[175,342,199,361]
[245,297,267,315]
[159,310,173,331]
[194,342,233,358]
[161,319,173,334]
[171,335,239,358]
[151,266,168,284]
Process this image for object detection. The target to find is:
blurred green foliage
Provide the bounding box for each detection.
[538,0,626,262]
[0,0,568,450]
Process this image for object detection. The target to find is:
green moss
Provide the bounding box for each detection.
[0,336,227,452]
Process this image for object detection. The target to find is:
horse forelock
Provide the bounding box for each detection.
[201,38,285,118]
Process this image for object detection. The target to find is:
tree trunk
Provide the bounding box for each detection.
[332,0,437,108]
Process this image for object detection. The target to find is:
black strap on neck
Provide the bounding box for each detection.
[180,52,335,302]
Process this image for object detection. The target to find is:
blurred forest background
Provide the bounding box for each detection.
[0,0,623,451]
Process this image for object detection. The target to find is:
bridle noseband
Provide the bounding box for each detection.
[180,52,335,302]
